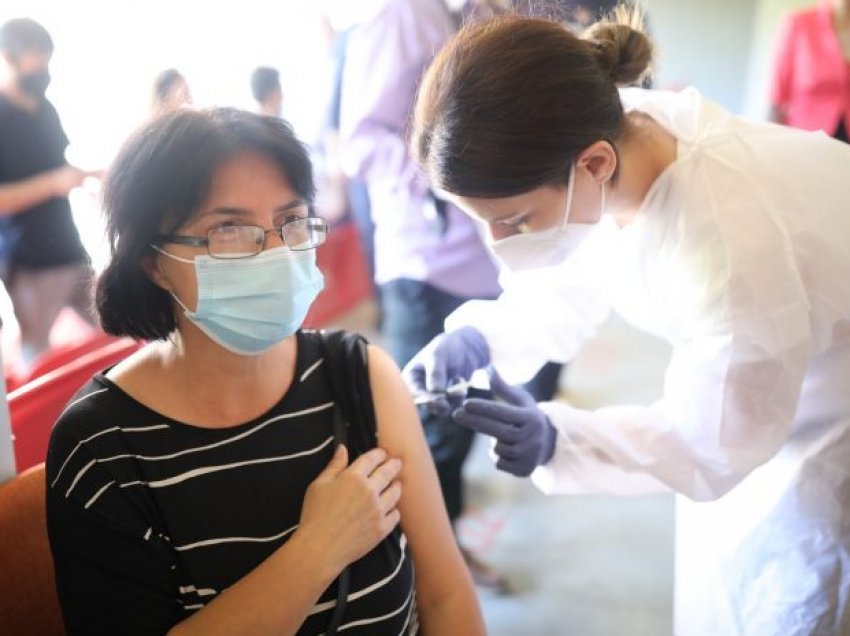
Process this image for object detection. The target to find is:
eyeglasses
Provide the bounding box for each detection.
[156,216,329,259]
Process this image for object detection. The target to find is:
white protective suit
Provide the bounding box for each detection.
[446,88,850,635]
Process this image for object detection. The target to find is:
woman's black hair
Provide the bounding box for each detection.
[96,107,316,340]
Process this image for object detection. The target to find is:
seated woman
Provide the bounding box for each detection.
[45,108,484,635]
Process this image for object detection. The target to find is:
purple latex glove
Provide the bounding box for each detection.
[402,326,490,416]
[453,367,557,477]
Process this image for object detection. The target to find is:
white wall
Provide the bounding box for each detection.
[0,1,336,163]
[743,0,811,118]
[643,0,758,113]
[643,0,812,118]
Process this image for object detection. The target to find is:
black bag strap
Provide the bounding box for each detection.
[317,329,377,456]
[316,329,377,635]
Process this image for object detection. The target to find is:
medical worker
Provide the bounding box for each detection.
[405,8,850,635]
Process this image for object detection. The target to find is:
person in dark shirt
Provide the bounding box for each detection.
[46,107,484,635]
[0,18,97,369]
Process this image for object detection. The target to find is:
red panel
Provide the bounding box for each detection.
[303,221,373,328]
[7,331,120,392]
[9,338,143,473]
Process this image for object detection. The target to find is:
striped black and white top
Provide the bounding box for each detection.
[46,330,417,635]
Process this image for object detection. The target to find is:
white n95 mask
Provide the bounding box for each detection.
[153,246,324,355]
[490,162,605,272]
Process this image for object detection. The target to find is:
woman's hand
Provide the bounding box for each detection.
[298,445,402,570]
[49,165,88,196]
[167,446,402,636]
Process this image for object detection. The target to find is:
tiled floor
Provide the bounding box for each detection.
[334,301,676,636]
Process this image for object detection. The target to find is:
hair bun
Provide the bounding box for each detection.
[584,7,653,87]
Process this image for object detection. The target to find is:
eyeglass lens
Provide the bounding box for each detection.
[207,218,327,258]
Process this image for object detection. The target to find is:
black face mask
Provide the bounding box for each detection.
[19,70,51,99]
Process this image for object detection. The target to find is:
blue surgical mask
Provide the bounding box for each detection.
[153,246,324,355]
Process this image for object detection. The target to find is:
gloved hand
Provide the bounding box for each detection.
[402,326,490,416]
[453,368,557,477]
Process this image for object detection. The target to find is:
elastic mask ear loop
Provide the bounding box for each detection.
[150,244,195,264]
[600,179,606,220]
[150,244,194,312]
[168,289,193,314]
[560,162,577,231]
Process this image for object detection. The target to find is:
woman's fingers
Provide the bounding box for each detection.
[382,508,402,533]
[316,444,349,481]
[347,448,402,494]
[349,447,388,477]
[379,480,403,515]
[367,458,403,492]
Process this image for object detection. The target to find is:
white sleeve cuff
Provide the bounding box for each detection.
[531,401,670,496]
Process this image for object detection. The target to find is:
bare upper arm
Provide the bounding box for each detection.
[366,345,476,609]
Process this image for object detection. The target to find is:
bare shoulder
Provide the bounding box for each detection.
[365,345,420,453]
[365,344,409,406]
[365,344,400,381]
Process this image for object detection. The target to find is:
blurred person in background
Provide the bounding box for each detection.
[250,66,283,119]
[770,0,850,142]
[151,68,192,117]
[339,0,505,587]
[0,18,97,372]
[319,18,377,288]
[458,0,512,22]
[557,0,619,29]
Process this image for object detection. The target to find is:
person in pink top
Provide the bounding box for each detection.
[770,0,850,142]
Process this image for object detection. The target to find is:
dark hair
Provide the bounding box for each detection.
[250,67,281,103]
[412,6,652,198]
[0,18,54,58]
[96,108,316,340]
[153,68,185,104]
